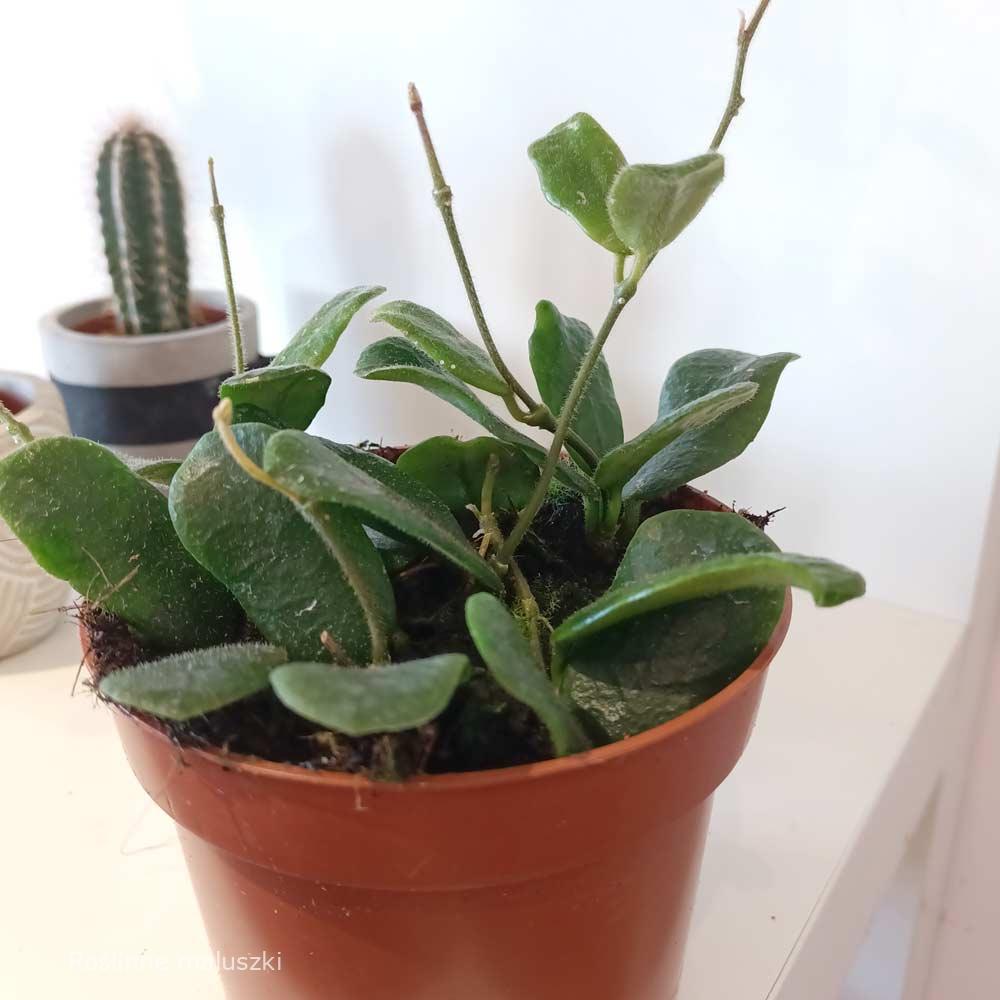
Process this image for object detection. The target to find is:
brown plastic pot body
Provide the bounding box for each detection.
[91,584,790,1000]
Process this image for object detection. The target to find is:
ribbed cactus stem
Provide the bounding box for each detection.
[97,124,191,335]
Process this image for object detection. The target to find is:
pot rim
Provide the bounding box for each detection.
[41,289,253,347]
[92,590,792,794]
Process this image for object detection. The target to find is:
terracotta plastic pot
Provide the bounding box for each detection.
[85,587,791,1000]
[39,290,259,459]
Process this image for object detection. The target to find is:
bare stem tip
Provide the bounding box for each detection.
[208,157,223,213]
[408,82,422,112]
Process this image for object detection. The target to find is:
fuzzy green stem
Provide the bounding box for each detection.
[0,402,33,447]
[481,452,501,515]
[620,499,642,543]
[208,159,246,376]
[709,0,773,150]
[408,83,536,409]
[408,84,598,472]
[498,280,637,565]
[599,486,623,537]
[503,396,600,472]
[476,453,503,557]
[509,556,545,670]
[613,253,627,285]
[212,400,294,501]
[475,454,545,666]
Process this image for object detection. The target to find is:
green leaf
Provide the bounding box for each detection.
[528,112,629,254]
[134,458,181,486]
[270,655,471,735]
[529,300,623,462]
[465,593,591,756]
[607,154,724,259]
[262,429,502,592]
[0,437,241,650]
[557,514,865,652]
[396,436,538,514]
[623,350,798,502]
[595,382,758,491]
[371,300,508,396]
[272,285,385,368]
[555,511,782,739]
[319,441,456,529]
[220,364,331,431]
[170,424,394,663]
[99,643,287,721]
[356,337,598,499]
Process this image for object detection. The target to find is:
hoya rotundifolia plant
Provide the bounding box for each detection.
[0,2,864,775]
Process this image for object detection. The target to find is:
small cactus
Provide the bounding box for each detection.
[96,123,191,335]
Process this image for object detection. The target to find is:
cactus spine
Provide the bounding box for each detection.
[96,124,191,335]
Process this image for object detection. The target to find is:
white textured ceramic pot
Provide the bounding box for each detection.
[39,290,259,459]
[0,372,72,659]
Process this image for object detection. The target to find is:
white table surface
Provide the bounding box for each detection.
[0,598,964,1000]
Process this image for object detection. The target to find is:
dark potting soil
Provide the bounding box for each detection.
[85,485,779,780]
[72,304,227,336]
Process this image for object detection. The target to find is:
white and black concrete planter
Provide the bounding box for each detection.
[39,290,259,459]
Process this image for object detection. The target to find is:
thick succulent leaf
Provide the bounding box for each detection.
[220,364,331,431]
[270,655,471,735]
[465,593,591,756]
[272,285,385,368]
[354,337,530,447]
[99,643,287,721]
[624,350,799,502]
[0,437,240,650]
[552,511,865,648]
[170,424,394,663]
[529,300,623,461]
[396,436,538,514]
[607,154,724,259]
[370,300,508,396]
[356,337,598,499]
[556,511,783,740]
[134,458,181,486]
[595,382,758,490]
[559,549,864,651]
[263,429,502,591]
[319,441,455,527]
[528,112,629,254]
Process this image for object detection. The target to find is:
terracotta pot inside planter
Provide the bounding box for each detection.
[0,387,26,414]
[84,489,792,1000]
[71,304,227,336]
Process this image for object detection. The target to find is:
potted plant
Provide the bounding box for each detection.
[0,5,865,997]
[38,122,261,458]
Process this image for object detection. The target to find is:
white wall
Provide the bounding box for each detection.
[4,0,999,621]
